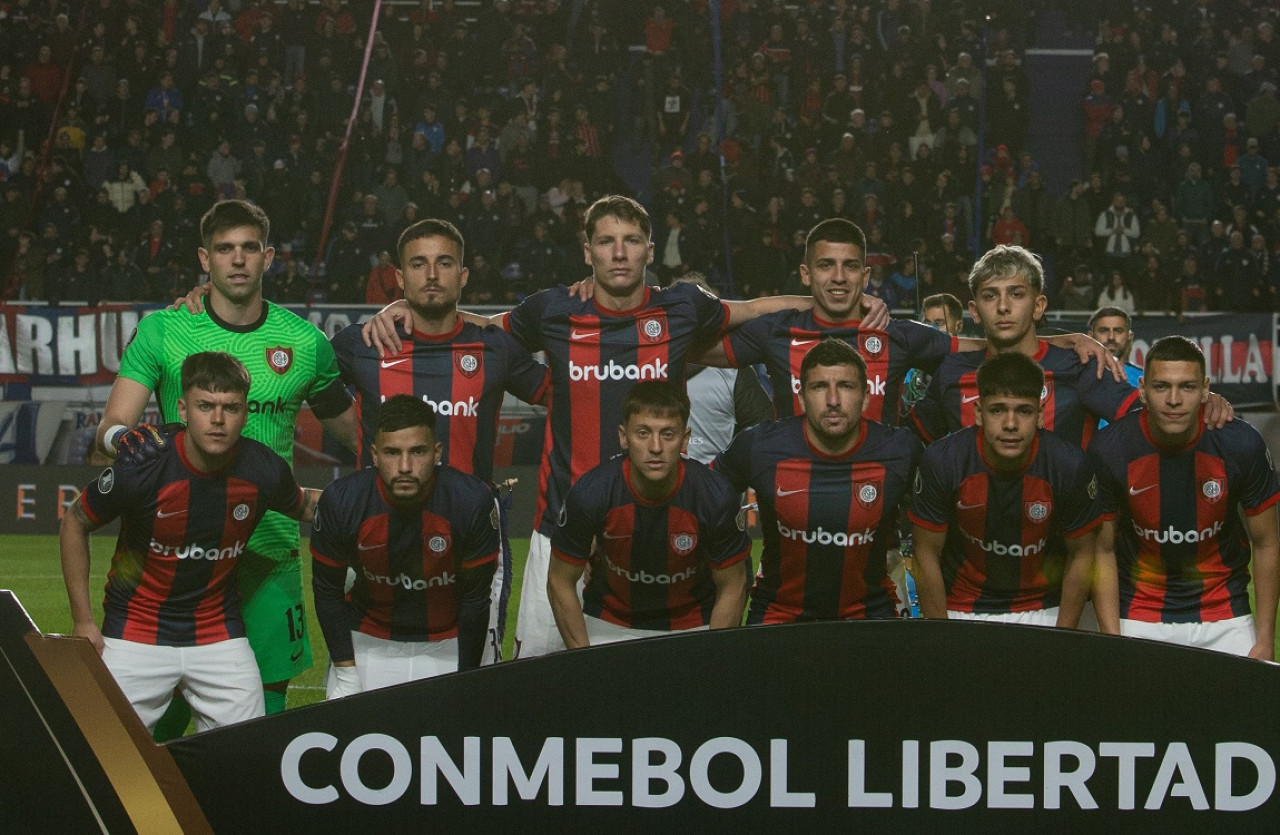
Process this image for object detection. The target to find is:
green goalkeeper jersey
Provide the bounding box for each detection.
[118,301,352,566]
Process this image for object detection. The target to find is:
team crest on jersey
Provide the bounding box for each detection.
[1025,501,1050,522]
[1202,478,1224,503]
[266,347,293,375]
[1040,384,1049,402]
[671,532,697,555]
[233,503,250,521]
[98,467,115,494]
[429,535,450,552]
[857,483,879,508]
[862,335,884,357]
[456,352,480,378]
[641,318,664,342]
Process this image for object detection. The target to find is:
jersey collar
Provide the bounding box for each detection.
[207,298,269,333]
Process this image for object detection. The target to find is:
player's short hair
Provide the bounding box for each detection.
[1087,305,1132,331]
[583,195,651,242]
[799,338,867,389]
[976,352,1044,401]
[200,199,270,249]
[967,244,1043,296]
[181,351,251,396]
[621,380,690,426]
[397,218,465,264]
[377,394,438,436]
[922,292,963,322]
[1144,335,1206,377]
[804,218,867,265]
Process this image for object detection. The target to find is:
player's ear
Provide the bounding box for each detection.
[799,261,811,288]
[1032,293,1048,321]
[617,424,628,450]
[395,267,405,290]
[262,245,275,271]
[681,426,691,454]
[197,246,211,273]
[177,396,188,424]
[582,240,592,266]
[967,299,980,323]
[1137,376,1147,406]
[458,264,469,289]
[434,441,443,459]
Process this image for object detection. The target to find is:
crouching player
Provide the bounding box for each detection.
[60,353,318,732]
[1088,336,1280,658]
[311,395,498,696]
[548,381,751,647]
[908,353,1106,630]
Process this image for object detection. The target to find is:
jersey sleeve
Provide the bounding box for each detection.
[259,447,305,518]
[116,309,168,389]
[685,281,732,338]
[721,313,770,369]
[907,444,954,532]
[701,474,752,568]
[309,486,357,663]
[1233,425,1280,515]
[1084,436,1124,518]
[502,290,551,352]
[1058,451,1104,536]
[493,327,550,405]
[897,319,956,373]
[712,426,757,493]
[330,324,360,384]
[76,464,140,526]
[549,476,599,565]
[454,483,501,571]
[304,324,355,419]
[907,380,948,444]
[1077,356,1142,422]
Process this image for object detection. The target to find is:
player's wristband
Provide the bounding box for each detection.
[101,424,129,457]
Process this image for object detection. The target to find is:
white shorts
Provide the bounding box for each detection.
[948,607,1060,627]
[584,615,708,646]
[102,636,263,733]
[514,531,568,658]
[350,630,458,692]
[1120,614,1257,656]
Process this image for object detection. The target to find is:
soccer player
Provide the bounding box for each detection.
[95,199,357,717]
[1088,336,1280,658]
[716,339,923,623]
[547,381,751,647]
[908,353,1105,629]
[1087,305,1143,386]
[310,395,499,696]
[61,353,319,732]
[330,218,549,662]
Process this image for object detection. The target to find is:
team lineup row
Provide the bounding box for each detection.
[59,197,1277,736]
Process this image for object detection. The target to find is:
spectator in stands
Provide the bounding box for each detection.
[1095,192,1140,259]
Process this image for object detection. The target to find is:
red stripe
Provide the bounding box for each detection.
[567,314,603,484]
[1126,454,1167,621]
[446,344,485,474]
[422,512,459,637]
[356,515,393,638]
[1013,476,1054,612]
[959,372,980,427]
[1194,452,1234,621]
[1041,373,1057,432]
[603,504,636,617]
[773,459,812,619]
[950,475,990,612]
[124,480,190,644]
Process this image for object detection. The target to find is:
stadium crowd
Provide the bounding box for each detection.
[3,0,1276,313]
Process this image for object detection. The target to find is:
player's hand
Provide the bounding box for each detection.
[72,621,104,655]
[326,663,361,699]
[170,282,210,313]
[116,423,182,466]
[1247,641,1274,662]
[566,276,596,301]
[360,300,411,356]
[1064,332,1125,381]
[859,293,890,330]
[1203,391,1234,427]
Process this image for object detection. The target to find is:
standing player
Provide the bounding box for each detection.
[1088,336,1280,658]
[901,292,967,416]
[1088,305,1143,387]
[310,395,499,696]
[548,381,750,647]
[715,340,923,623]
[62,353,318,732]
[331,219,549,661]
[908,353,1105,629]
[95,200,357,717]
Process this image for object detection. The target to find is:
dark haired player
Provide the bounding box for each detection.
[331,219,549,662]
[1088,306,1143,429]
[96,199,357,719]
[716,340,923,623]
[61,353,318,732]
[548,381,750,647]
[1088,336,1279,658]
[909,353,1105,629]
[310,395,499,696]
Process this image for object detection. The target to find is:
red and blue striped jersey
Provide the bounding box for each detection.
[908,426,1102,613]
[715,416,923,623]
[332,319,549,480]
[1087,411,1280,623]
[909,341,1141,447]
[309,466,499,662]
[551,456,751,630]
[77,434,304,646]
[502,283,730,534]
[722,312,956,425]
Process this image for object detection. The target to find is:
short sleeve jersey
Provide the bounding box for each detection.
[909,426,1102,613]
[309,466,499,658]
[910,341,1141,447]
[331,318,549,478]
[722,311,956,425]
[502,283,730,533]
[1087,411,1280,623]
[551,456,751,630]
[77,434,303,646]
[715,416,922,623]
[117,303,351,563]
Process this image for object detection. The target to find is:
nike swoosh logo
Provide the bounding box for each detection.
[357,543,385,551]
[961,394,981,404]
[956,502,983,510]
[791,338,819,347]
[290,648,303,662]
[776,487,807,497]
[156,509,186,519]
[380,359,409,368]
[570,330,599,340]
[602,532,631,540]
[1129,485,1155,496]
